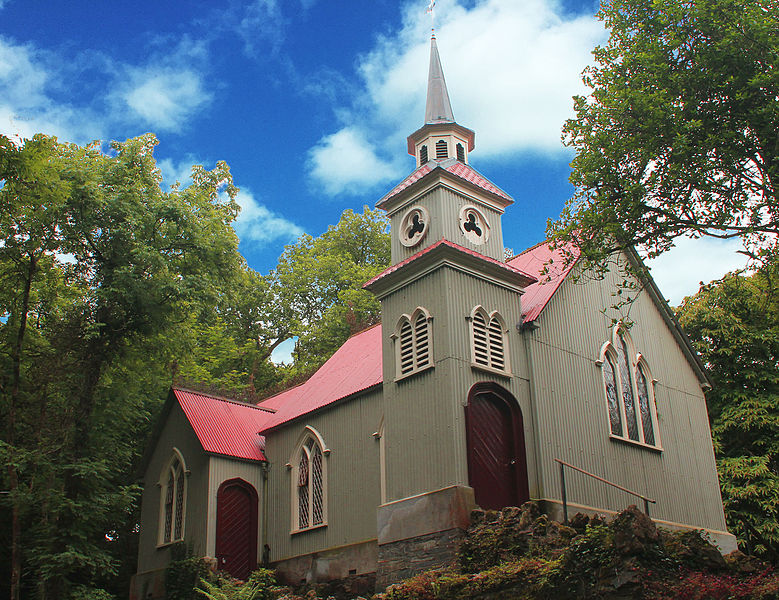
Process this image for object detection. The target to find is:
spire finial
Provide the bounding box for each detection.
[426,0,436,35]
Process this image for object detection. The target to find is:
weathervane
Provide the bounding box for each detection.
[426,0,436,34]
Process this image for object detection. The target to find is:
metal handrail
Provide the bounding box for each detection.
[554,458,656,523]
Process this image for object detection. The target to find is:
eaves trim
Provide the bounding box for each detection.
[259,383,384,435]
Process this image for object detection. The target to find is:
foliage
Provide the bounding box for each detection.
[271,206,389,374]
[0,133,243,600]
[165,544,214,600]
[677,262,779,561]
[378,505,779,600]
[196,569,277,600]
[549,0,779,269]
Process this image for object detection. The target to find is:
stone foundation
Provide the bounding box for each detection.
[272,539,377,588]
[540,498,739,554]
[376,485,476,590]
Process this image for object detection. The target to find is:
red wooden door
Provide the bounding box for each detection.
[466,386,529,510]
[215,479,258,581]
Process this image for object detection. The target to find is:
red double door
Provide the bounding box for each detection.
[215,479,258,581]
[465,385,530,510]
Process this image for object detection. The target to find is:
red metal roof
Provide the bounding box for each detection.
[173,388,273,461]
[258,324,383,432]
[508,241,579,323]
[379,161,512,206]
[364,238,537,289]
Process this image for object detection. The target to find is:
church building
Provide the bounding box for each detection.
[130,33,736,599]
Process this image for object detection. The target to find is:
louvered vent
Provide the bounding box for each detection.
[415,312,430,368]
[456,143,465,162]
[472,311,489,367]
[399,319,414,374]
[436,139,448,159]
[420,145,428,165]
[488,317,505,370]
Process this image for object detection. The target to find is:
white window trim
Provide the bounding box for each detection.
[468,306,511,376]
[156,447,189,547]
[392,307,434,381]
[597,325,662,450]
[288,426,329,534]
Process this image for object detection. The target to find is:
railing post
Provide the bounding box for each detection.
[559,461,568,524]
[643,498,650,517]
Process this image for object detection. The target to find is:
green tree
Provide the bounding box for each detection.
[550,0,778,267]
[272,206,390,374]
[0,133,243,599]
[677,260,779,560]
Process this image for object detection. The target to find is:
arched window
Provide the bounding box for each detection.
[469,306,510,374]
[419,145,428,165]
[456,143,465,162]
[597,325,660,448]
[158,449,187,545]
[393,307,433,379]
[290,427,329,532]
[435,139,448,159]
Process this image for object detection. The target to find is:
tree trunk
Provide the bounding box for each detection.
[7,254,36,600]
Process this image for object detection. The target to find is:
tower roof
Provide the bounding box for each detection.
[425,35,455,124]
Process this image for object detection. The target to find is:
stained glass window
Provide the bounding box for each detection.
[603,355,622,435]
[616,333,639,441]
[600,325,659,448]
[637,366,655,446]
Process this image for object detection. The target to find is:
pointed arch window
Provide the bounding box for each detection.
[469,307,510,375]
[393,308,433,380]
[290,427,329,533]
[158,449,187,545]
[435,139,448,159]
[597,325,661,449]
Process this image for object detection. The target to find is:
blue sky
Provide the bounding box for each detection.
[0,0,747,309]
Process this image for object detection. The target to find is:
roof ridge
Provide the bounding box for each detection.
[172,387,276,413]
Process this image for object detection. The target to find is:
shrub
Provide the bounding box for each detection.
[196,569,277,600]
[166,543,213,600]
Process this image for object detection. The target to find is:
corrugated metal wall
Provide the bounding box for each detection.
[389,187,506,264]
[137,403,211,574]
[527,258,727,531]
[264,389,383,564]
[380,264,538,503]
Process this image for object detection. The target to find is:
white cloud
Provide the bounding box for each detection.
[0,33,214,143]
[233,188,304,246]
[120,70,210,132]
[0,37,103,142]
[308,127,404,196]
[158,156,198,190]
[646,237,750,306]
[306,0,605,195]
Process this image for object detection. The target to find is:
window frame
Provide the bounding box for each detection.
[596,325,662,450]
[157,448,188,547]
[468,306,511,376]
[392,307,434,381]
[289,426,330,534]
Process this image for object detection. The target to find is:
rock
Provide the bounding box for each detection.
[517,501,540,530]
[568,512,590,533]
[724,550,766,573]
[470,508,486,527]
[611,505,660,556]
[663,529,727,572]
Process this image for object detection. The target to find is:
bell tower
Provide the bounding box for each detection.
[368,31,538,589]
[377,34,513,266]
